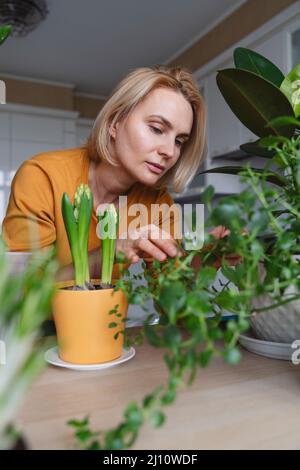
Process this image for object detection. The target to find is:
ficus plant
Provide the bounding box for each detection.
[205,46,300,165]
[67,131,300,450]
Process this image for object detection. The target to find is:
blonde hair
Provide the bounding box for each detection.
[85,65,206,193]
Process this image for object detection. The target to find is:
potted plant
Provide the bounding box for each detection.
[66,142,300,448]
[63,49,300,450]
[202,46,300,343]
[0,240,58,449]
[52,184,128,364]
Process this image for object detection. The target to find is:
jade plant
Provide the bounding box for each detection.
[61,184,119,289]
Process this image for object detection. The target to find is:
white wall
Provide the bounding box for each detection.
[0,103,80,224]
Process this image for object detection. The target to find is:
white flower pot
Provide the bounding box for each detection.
[251,262,300,343]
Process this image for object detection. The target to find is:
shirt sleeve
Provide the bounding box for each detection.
[2,160,56,251]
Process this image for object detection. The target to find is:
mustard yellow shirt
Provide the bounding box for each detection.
[2,147,181,274]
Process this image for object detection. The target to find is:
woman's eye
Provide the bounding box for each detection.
[175,139,184,147]
[149,125,162,134]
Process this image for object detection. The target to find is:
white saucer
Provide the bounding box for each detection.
[239,331,293,361]
[44,346,135,371]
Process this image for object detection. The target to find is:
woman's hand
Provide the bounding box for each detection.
[116,223,182,264]
[208,225,243,268]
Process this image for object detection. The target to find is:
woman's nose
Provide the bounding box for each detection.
[158,138,176,159]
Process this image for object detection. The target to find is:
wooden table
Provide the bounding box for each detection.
[18,337,300,450]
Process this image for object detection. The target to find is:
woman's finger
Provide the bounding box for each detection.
[135,238,167,262]
[141,224,180,257]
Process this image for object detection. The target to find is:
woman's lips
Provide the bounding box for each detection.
[146,162,164,174]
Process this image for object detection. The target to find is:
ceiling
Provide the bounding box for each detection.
[0,0,244,96]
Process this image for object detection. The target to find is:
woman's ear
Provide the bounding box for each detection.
[109,121,119,140]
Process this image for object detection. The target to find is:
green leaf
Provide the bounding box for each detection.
[196,266,217,288]
[249,209,269,234]
[144,324,162,347]
[234,47,284,87]
[0,25,12,46]
[124,403,144,426]
[280,64,300,117]
[267,115,300,129]
[163,325,181,348]
[67,416,89,428]
[199,349,213,367]
[75,429,93,442]
[212,199,242,228]
[201,185,215,205]
[150,411,165,428]
[161,390,176,406]
[223,347,242,365]
[216,69,295,138]
[158,282,186,324]
[142,395,155,410]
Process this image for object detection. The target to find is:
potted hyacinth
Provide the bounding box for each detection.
[52,184,128,365]
[202,47,300,343]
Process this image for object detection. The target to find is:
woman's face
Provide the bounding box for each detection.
[109,87,193,186]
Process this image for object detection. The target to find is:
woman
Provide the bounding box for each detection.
[2,65,206,279]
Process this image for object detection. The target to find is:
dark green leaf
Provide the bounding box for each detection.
[161,390,176,405]
[234,47,284,87]
[240,140,275,158]
[216,69,295,138]
[203,166,288,188]
[143,394,156,409]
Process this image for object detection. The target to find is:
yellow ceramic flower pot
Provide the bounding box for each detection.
[52,279,128,364]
